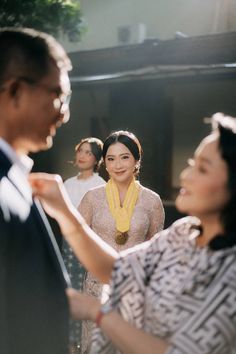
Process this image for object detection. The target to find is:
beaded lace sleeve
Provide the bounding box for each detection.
[145,193,165,239]
[78,190,93,226]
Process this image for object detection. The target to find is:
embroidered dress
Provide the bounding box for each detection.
[90,217,236,354]
[79,183,165,353]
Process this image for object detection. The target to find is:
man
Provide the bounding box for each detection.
[0,28,72,354]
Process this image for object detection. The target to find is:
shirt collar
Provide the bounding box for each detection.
[0,138,34,175]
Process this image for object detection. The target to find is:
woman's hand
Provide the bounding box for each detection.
[29,172,74,220]
[66,288,100,321]
[29,173,117,284]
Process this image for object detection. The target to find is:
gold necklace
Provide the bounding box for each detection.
[115,231,129,245]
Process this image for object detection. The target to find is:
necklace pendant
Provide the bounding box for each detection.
[115,231,128,245]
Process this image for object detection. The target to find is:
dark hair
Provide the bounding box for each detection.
[75,137,103,172]
[208,113,236,250]
[102,130,142,175]
[0,27,71,85]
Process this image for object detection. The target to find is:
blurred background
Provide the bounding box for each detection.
[1,0,236,226]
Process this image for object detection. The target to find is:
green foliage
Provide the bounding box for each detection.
[0,0,85,42]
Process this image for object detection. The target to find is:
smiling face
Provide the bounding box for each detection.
[75,142,97,172]
[176,133,230,221]
[105,142,137,185]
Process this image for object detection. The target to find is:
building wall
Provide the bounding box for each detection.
[44,75,236,187]
[60,0,236,52]
[170,78,236,188]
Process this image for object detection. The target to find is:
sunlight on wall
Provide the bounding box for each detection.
[60,0,236,52]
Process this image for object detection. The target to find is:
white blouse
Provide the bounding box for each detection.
[64,173,105,208]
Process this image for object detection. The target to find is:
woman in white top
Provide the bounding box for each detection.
[64,137,105,208]
[63,137,105,354]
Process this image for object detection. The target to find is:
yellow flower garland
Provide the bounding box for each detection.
[106,177,140,233]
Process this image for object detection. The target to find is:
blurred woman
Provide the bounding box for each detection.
[63,137,105,354]
[29,113,236,354]
[64,137,105,208]
[78,130,164,352]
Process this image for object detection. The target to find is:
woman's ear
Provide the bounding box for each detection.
[135,162,140,170]
[1,78,20,99]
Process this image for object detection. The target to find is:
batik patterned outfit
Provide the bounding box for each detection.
[91,217,236,354]
[79,183,165,353]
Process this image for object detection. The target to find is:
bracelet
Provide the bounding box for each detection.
[95,309,104,327]
[95,301,112,327]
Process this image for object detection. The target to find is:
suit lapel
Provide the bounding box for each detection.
[0,150,12,176]
[0,149,71,287]
[34,199,71,287]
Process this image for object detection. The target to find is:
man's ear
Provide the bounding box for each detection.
[9,80,20,98]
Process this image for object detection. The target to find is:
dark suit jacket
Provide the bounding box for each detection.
[0,150,69,354]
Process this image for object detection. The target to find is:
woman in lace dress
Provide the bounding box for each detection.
[30,112,236,354]
[63,137,105,354]
[78,131,165,352]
